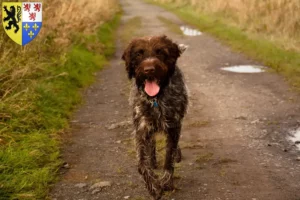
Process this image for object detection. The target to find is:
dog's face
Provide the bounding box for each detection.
[122,35,185,97]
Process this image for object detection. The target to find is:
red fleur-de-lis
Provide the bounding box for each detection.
[34,3,41,12]
[24,3,31,12]
[29,12,36,21]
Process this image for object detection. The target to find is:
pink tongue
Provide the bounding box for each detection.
[144,80,160,96]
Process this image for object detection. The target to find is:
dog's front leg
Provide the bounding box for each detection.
[149,136,158,169]
[161,126,181,191]
[136,131,162,200]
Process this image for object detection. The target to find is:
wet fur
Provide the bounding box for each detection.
[122,35,188,199]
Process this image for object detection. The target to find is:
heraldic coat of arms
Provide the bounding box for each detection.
[2,2,42,45]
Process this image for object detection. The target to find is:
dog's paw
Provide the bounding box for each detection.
[160,171,175,191]
[162,183,175,191]
[161,179,175,191]
[151,191,163,200]
[150,182,163,200]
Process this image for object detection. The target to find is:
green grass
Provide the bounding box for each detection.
[145,0,300,90]
[0,13,121,200]
[186,120,210,128]
[195,152,214,164]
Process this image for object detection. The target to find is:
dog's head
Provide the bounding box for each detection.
[122,35,185,97]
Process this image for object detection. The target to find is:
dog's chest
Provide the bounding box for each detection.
[130,67,188,131]
[138,98,165,121]
[134,96,181,131]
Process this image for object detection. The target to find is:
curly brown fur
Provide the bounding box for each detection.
[122,35,188,200]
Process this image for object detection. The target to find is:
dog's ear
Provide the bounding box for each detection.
[161,36,182,67]
[163,36,182,59]
[122,41,136,79]
[170,41,181,60]
[121,42,131,64]
[178,44,188,54]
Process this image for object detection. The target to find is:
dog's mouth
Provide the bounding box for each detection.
[144,79,160,97]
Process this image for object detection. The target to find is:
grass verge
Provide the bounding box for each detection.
[145,0,300,90]
[0,12,121,200]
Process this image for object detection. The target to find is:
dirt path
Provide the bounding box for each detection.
[51,0,300,199]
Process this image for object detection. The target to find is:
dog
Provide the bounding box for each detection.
[122,35,188,200]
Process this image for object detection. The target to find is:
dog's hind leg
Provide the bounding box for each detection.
[161,126,181,191]
[136,132,162,199]
[175,146,182,163]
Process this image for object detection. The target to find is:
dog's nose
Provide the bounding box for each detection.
[144,66,155,74]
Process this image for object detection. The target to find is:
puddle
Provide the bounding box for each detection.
[221,65,265,73]
[288,127,300,151]
[180,26,202,36]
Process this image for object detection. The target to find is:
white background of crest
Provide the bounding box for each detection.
[22,2,42,22]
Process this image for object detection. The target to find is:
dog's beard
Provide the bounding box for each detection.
[135,60,172,97]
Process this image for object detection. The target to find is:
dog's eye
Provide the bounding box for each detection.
[135,49,144,57]
[155,49,166,56]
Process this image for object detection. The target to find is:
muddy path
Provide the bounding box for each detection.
[51,0,300,199]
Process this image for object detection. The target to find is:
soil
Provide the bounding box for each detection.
[50,0,300,199]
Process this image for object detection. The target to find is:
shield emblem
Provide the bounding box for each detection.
[2,2,42,46]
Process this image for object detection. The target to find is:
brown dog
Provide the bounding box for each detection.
[122,35,188,199]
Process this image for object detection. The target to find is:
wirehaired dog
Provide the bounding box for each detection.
[122,35,188,200]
